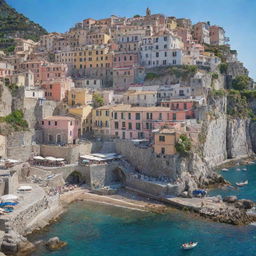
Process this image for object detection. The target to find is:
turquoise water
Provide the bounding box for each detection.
[209,162,256,201]
[31,201,256,256]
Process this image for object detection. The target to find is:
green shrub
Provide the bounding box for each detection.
[175,134,192,155]
[145,72,160,80]
[219,63,228,74]
[92,93,104,108]
[3,110,28,130]
[212,73,218,79]
[232,75,250,91]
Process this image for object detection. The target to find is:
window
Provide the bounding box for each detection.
[173,59,177,65]
[128,123,132,130]
[136,123,141,130]
[121,113,125,119]
[55,121,57,126]
[156,52,159,58]
[173,113,177,120]
[146,113,152,119]
[135,113,140,120]
[184,103,187,110]
[114,112,118,119]
[42,121,44,125]
[164,36,167,41]
[172,51,177,57]
[161,147,165,154]
[48,121,51,125]
[70,121,73,126]
[128,113,131,119]
[122,122,125,128]
[159,113,162,120]
[159,135,165,142]
[114,122,119,129]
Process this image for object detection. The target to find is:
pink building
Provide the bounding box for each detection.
[193,22,210,44]
[41,116,80,145]
[39,62,68,82]
[18,60,68,85]
[160,99,196,119]
[110,105,186,140]
[113,66,136,91]
[41,77,73,101]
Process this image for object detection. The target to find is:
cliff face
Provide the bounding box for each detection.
[249,122,256,153]
[200,95,254,169]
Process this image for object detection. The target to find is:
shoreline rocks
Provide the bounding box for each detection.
[45,237,67,251]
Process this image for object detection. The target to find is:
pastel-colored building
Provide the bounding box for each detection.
[68,105,93,136]
[123,90,157,106]
[193,22,210,44]
[67,88,93,106]
[110,105,186,140]
[113,52,138,68]
[86,32,111,45]
[24,88,44,99]
[11,70,34,87]
[153,128,180,155]
[113,66,135,91]
[74,78,103,90]
[41,116,80,145]
[0,62,14,79]
[140,33,183,68]
[160,99,196,119]
[41,77,73,102]
[92,105,112,136]
[210,26,227,46]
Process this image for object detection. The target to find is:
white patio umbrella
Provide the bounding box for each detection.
[1,194,18,201]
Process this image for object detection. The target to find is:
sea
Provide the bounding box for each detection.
[30,162,256,256]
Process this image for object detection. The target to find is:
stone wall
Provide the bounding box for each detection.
[0,135,6,159]
[40,141,103,164]
[0,83,12,117]
[6,131,37,161]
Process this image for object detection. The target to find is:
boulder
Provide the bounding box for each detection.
[46,237,67,251]
[235,199,254,209]
[223,196,238,203]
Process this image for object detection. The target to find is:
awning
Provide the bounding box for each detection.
[1,194,18,201]
[45,157,57,161]
[18,186,32,191]
[33,156,45,160]
[55,158,65,161]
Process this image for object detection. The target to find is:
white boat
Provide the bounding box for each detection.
[236,180,248,187]
[182,242,198,250]
[222,168,229,172]
[236,168,241,171]
[242,168,247,171]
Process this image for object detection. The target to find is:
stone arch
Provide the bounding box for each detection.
[66,170,83,184]
[112,167,126,184]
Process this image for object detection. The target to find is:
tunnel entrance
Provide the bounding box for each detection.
[112,168,126,184]
[66,171,82,184]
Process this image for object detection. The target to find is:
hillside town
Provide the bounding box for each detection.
[0,6,255,255]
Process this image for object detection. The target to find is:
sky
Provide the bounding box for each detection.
[6,0,256,80]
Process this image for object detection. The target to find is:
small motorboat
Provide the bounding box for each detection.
[222,168,229,172]
[236,180,248,187]
[182,242,198,250]
[242,168,247,171]
[236,168,241,171]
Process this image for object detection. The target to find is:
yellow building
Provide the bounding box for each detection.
[153,128,180,155]
[166,17,177,30]
[92,105,113,136]
[55,45,113,70]
[68,105,93,136]
[67,88,93,106]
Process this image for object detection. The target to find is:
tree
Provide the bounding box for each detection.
[232,75,250,91]
[133,15,140,18]
[92,93,104,108]
[175,134,192,155]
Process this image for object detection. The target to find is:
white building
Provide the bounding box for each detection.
[25,88,45,99]
[74,78,103,90]
[123,90,158,106]
[140,33,183,68]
